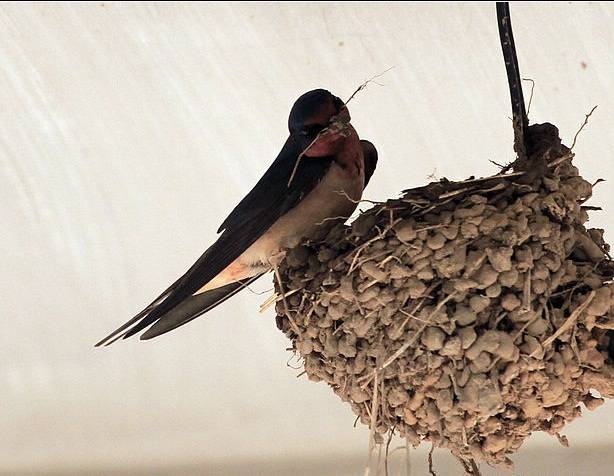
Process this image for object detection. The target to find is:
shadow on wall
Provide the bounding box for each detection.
[6,443,614,476]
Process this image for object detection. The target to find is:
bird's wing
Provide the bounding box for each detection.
[95,134,333,345]
[360,140,378,188]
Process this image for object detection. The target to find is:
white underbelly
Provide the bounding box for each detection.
[199,162,364,292]
[253,162,364,257]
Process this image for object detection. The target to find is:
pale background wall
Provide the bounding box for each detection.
[1,2,613,475]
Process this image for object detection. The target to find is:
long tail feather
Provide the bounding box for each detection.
[94,277,182,347]
[139,275,263,340]
[96,274,263,345]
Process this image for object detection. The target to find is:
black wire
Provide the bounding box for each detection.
[496,2,529,160]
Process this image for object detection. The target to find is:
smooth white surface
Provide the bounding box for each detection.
[2,2,613,474]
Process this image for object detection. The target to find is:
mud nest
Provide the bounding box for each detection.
[274,123,614,469]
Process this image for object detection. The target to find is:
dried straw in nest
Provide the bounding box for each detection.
[273,123,614,470]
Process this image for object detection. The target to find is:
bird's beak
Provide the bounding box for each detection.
[323,106,352,139]
[331,105,351,125]
[301,105,353,158]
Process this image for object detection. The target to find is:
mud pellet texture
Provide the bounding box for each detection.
[275,123,614,469]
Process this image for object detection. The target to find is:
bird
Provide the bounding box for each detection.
[95,88,378,345]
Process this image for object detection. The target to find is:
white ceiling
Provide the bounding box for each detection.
[2,2,613,474]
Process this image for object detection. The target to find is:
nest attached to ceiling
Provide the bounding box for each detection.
[273,123,614,469]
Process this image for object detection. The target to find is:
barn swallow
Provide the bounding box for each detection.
[96,89,378,345]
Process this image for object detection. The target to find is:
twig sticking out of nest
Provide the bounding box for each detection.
[274,123,614,470]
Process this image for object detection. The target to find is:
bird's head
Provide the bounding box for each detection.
[288,89,352,156]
